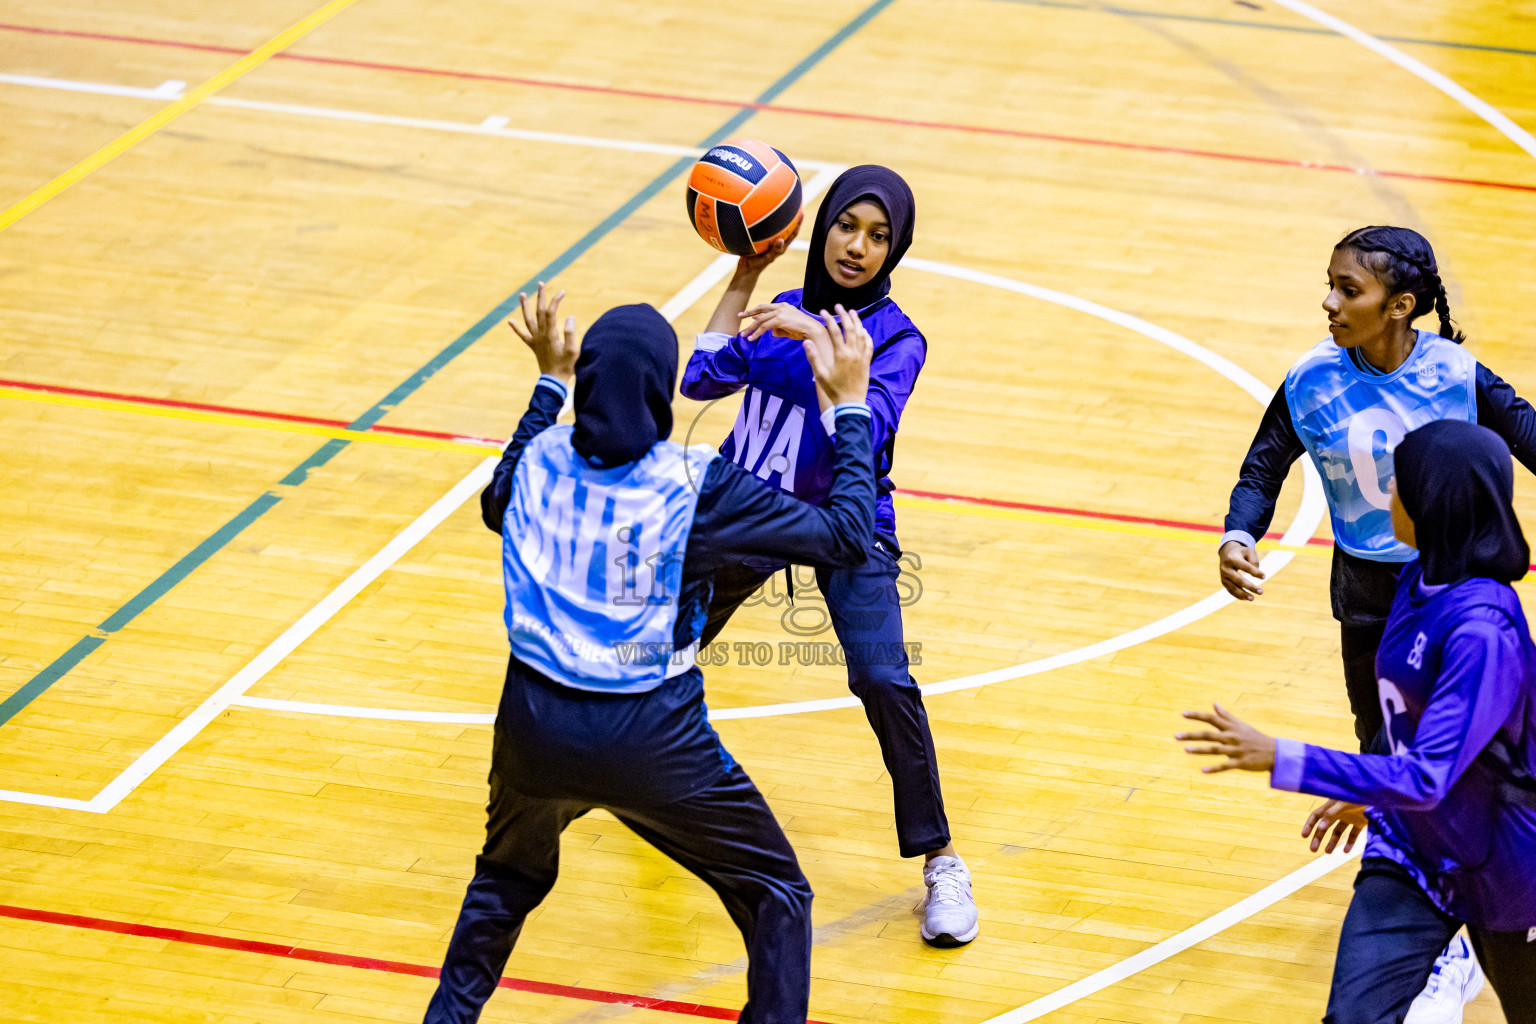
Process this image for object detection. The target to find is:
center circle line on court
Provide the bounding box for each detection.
[222,258,1326,727]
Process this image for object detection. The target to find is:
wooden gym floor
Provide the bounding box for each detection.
[2,1,1534,1021]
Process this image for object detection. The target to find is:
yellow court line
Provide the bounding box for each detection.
[892,494,1325,554]
[0,0,363,232]
[0,386,494,458]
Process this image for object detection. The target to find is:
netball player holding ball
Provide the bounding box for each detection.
[1216,226,1536,1021]
[683,153,977,947]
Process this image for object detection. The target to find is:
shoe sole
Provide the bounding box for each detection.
[921,920,980,948]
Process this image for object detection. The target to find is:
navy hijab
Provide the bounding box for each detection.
[570,303,677,468]
[801,165,916,315]
[1394,420,1529,585]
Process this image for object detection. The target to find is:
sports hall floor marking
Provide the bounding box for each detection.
[993,0,1536,57]
[0,376,1332,554]
[0,382,494,457]
[1270,0,1536,161]
[8,7,1535,59]
[0,0,361,232]
[0,162,839,814]
[218,251,1324,728]
[0,0,896,732]
[0,903,826,1024]
[0,6,1521,1021]
[5,44,1536,195]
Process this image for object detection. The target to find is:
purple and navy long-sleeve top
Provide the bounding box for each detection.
[1270,561,1536,931]
[680,287,926,546]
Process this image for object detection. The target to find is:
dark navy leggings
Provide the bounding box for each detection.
[424,662,813,1024]
[1327,859,1536,1024]
[703,538,950,859]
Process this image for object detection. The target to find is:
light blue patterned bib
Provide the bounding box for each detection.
[1285,331,1476,560]
[501,426,718,692]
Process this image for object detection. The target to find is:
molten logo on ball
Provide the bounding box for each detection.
[685,139,803,257]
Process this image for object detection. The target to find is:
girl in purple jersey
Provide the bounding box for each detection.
[681,165,978,947]
[1181,420,1536,1024]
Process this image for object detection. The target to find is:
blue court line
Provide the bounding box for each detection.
[0,0,896,731]
[993,0,1536,59]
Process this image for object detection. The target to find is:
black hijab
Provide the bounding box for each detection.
[801,165,916,315]
[570,303,677,468]
[1394,419,1529,585]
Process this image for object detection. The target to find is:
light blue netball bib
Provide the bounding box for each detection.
[1285,331,1476,561]
[501,426,718,692]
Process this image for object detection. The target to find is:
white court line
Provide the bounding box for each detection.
[235,696,493,724]
[214,255,1326,727]
[707,250,1327,720]
[10,37,1518,1019]
[0,164,844,815]
[0,72,841,169]
[88,461,499,813]
[0,73,185,100]
[978,843,1362,1023]
[1270,0,1536,161]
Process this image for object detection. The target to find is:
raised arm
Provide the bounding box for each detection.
[1476,364,1536,477]
[478,283,580,533]
[1219,387,1306,600]
[681,235,795,401]
[480,378,568,532]
[1270,616,1527,810]
[689,306,875,568]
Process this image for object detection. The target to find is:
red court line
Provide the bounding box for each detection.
[4,375,1325,547]
[896,486,1334,547]
[5,21,1535,196]
[0,902,817,1022]
[19,374,1536,565]
[0,376,503,446]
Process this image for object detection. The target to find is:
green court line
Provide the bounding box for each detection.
[0,0,897,731]
[994,0,1536,58]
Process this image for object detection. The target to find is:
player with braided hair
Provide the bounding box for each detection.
[1218,225,1536,1022]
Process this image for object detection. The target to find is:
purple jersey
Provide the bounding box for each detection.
[1271,563,1536,930]
[680,288,926,543]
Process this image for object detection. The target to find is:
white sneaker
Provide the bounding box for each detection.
[920,855,978,947]
[1405,934,1484,1024]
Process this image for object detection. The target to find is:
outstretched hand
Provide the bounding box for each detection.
[507,282,579,382]
[804,304,872,409]
[1302,800,1367,854]
[1176,703,1277,774]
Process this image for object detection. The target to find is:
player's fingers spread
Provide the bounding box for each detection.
[507,317,533,343]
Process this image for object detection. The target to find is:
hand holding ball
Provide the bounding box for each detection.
[685,140,803,257]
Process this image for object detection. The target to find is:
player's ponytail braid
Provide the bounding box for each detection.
[1334,226,1466,344]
